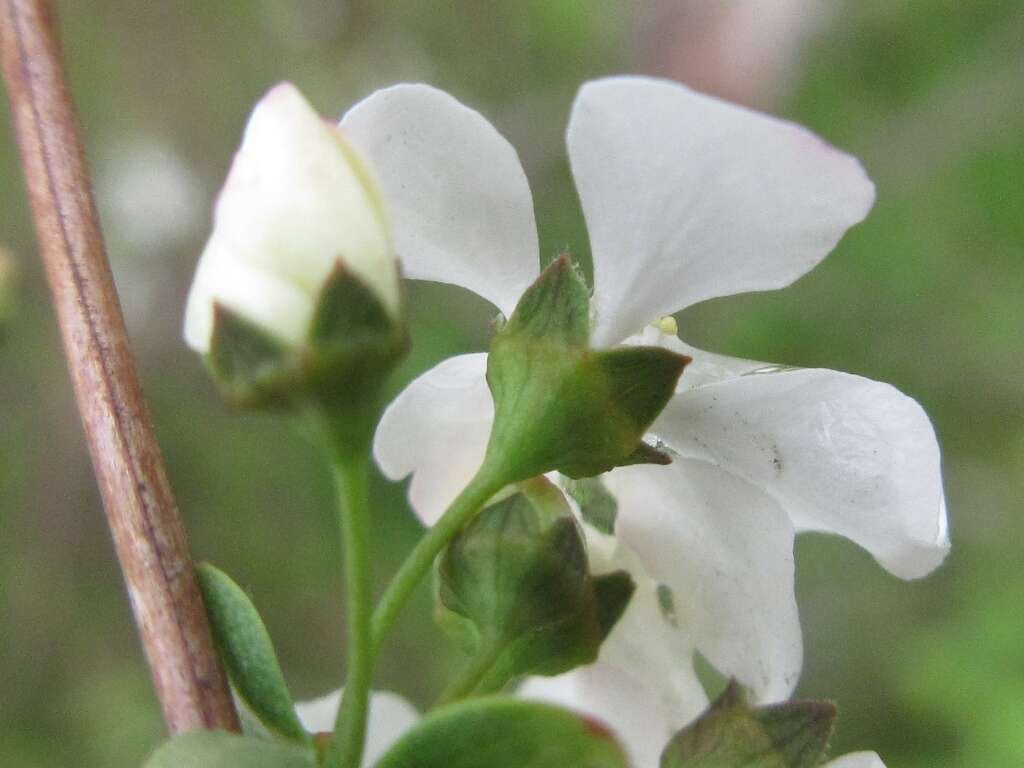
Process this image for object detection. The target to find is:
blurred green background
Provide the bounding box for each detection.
[1,1,1021,765]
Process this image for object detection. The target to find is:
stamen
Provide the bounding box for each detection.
[654,315,678,335]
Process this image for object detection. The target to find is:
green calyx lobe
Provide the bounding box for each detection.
[660,682,837,768]
[485,254,689,481]
[435,477,634,696]
[207,261,407,410]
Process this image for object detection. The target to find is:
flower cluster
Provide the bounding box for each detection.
[172,76,948,768]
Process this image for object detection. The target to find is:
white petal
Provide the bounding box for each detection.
[184,240,313,352]
[209,83,396,315]
[295,689,419,767]
[825,752,887,768]
[342,84,539,318]
[653,368,949,579]
[373,354,494,525]
[623,326,767,391]
[568,76,876,346]
[294,689,342,734]
[522,567,707,768]
[608,459,801,702]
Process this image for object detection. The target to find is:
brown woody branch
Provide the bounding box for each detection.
[0,0,239,734]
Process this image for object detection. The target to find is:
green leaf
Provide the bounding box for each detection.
[484,255,689,481]
[197,563,311,747]
[660,682,837,768]
[435,478,634,696]
[144,731,317,768]
[374,696,629,768]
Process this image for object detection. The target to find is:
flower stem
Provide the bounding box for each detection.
[326,451,373,768]
[371,465,506,655]
[435,637,504,707]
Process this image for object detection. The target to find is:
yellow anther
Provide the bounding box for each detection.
[654,316,678,335]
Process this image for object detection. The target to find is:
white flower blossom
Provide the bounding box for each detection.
[184,82,399,354]
[340,77,947,763]
[295,688,419,767]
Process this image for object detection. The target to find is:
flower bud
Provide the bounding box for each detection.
[183,83,404,406]
[435,477,634,694]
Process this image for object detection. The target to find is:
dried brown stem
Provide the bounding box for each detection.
[0,0,239,734]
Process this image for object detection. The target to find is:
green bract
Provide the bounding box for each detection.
[207,263,407,410]
[374,696,630,768]
[484,254,689,481]
[435,478,634,697]
[660,682,837,768]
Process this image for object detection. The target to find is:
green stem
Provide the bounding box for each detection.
[371,465,507,655]
[326,451,373,768]
[435,637,505,707]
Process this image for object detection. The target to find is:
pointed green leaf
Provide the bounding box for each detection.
[197,563,311,747]
[660,682,837,768]
[145,731,316,768]
[374,696,629,768]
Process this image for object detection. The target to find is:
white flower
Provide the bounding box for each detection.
[825,753,887,768]
[523,523,708,768]
[295,688,419,767]
[184,82,399,354]
[347,77,947,760]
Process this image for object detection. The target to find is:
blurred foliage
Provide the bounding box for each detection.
[0,1,1021,766]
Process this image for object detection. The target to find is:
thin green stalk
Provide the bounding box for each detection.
[326,451,373,768]
[371,465,507,655]
[435,637,505,707]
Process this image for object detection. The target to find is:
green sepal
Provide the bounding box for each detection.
[499,252,590,347]
[660,681,837,768]
[206,262,407,409]
[143,731,317,768]
[562,476,618,535]
[484,255,689,482]
[592,570,635,639]
[435,478,635,695]
[207,303,294,406]
[196,563,311,748]
[374,696,630,768]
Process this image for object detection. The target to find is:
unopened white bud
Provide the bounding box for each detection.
[184,82,398,354]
